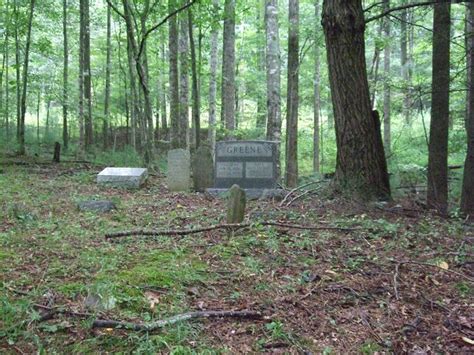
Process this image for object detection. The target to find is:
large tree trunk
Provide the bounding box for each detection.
[285,0,299,188]
[221,0,236,136]
[383,0,391,157]
[322,0,390,200]
[103,3,111,150]
[313,0,321,174]
[18,0,36,155]
[169,0,181,148]
[427,2,451,214]
[265,0,282,179]
[189,9,200,149]
[63,0,69,150]
[461,2,474,217]
[208,0,219,152]
[179,13,189,148]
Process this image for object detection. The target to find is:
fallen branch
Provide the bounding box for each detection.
[280,180,322,206]
[286,187,322,207]
[92,310,263,331]
[105,221,358,240]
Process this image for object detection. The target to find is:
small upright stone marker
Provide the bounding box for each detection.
[97,167,148,188]
[167,149,191,192]
[192,145,214,192]
[226,184,246,224]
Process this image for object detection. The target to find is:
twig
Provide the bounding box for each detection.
[92,310,263,331]
[105,222,358,240]
[286,187,321,207]
[280,180,321,206]
[366,1,450,23]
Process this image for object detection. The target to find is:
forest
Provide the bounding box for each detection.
[1,0,473,353]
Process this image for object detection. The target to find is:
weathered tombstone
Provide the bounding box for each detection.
[207,140,283,199]
[226,184,246,224]
[53,142,61,163]
[192,145,214,192]
[167,149,191,192]
[78,200,116,213]
[97,167,148,188]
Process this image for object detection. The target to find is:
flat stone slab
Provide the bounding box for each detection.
[97,167,148,188]
[206,188,285,200]
[78,200,116,213]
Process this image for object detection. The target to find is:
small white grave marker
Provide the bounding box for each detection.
[97,167,148,188]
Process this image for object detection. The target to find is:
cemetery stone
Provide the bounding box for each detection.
[97,167,148,188]
[192,145,214,191]
[226,184,246,223]
[167,149,191,192]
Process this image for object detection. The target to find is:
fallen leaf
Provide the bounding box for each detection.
[437,261,449,270]
[144,291,160,310]
[461,336,474,345]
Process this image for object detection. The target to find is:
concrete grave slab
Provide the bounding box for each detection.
[97,167,148,188]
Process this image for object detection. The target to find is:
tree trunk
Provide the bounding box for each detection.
[78,0,85,155]
[82,0,93,148]
[221,0,236,136]
[36,88,40,143]
[322,0,390,200]
[126,34,138,149]
[256,1,266,131]
[400,1,411,123]
[313,0,321,174]
[461,2,474,217]
[63,0,69,150]
[208,0,219,152]
[265,0,282,179]
[103,3,112,150]
[5,0,10,140]
[383,0,391,157]
[18,0,36,155]
[169,0,181,148]
[14,0,20,141]
[179,12,189,148]
[285,0,299,188]
[189,9,200,149]
[427,1,450,214]
[160,40,167,137]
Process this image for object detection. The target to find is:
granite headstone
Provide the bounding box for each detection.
[167,149,191,192]
[192,145,214,192]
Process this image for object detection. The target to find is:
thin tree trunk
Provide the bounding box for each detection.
[400,1,410,123]
[169,0,181,148]
[126,35,138,149]
[36,88,40,143]
[160,40,167,137]
[103,4,112,150]
[383,0,391,157]
[5,0,10,140]
[63,0,69,150]
[221,0,236,136]
[256,1,266,131]
[322,0,390,200]
[265,0,281,179]
[78,0,85,155]
[82,0,93,148]
[189,9,200,149]
[313,0,321,174]
[370,21,383,108]
[14,0,20,141]
[285,0,299,188]
[18,0,36,155]
[427,1,451,214]
[45,97,51,141]
[208,0,219,152]
[462,1,474,217]
[179,12,189,148]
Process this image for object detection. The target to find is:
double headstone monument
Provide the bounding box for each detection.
[207,140,282,199]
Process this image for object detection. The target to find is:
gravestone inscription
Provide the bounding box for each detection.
[167,149,191,192]
[214,140,278,189]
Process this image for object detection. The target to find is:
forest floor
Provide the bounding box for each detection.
[0,154,473,354]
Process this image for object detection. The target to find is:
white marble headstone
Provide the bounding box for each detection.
[167,149,191,192]
[97,167,148,188]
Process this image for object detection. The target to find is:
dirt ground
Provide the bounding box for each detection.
[1,158,473,353]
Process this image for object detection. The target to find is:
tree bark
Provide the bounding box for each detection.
[82,0,93,148]
[18,0,36,155]
[103,3,112,150]
[221,0,236,136]
[383,0,391,157]
[322,0,390,200]
[285,0,299,188]
[461,2,474,217]
[169,0,181,148]
[189,9,200,149]
[208,0,219,152]
[265,0,282,179]
[427,1,450,214]
[313,0,321,174]
[179,12,189,148]
[63,0,69,150]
